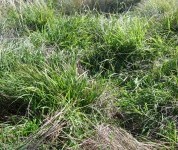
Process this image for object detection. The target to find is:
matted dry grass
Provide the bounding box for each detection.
[81,124,162,150]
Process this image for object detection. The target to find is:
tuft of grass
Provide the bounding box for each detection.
[6,0,54,33]
[82,16,149,75]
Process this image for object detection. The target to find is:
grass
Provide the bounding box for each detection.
[0,0,178,149]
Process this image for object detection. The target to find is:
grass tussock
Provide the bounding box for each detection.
[0,0,178,149]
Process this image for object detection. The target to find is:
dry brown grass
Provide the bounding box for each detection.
[81,124,162,150]
[21,110,66,150]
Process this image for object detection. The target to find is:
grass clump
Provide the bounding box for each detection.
[0,0,178,149]
[6,0,54,34]
[82,16,148,75]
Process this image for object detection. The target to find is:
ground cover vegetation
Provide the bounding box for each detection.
[0,0,178,149]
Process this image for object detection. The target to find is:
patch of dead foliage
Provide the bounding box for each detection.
[81,124,163,150]
[20,111,66,150]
